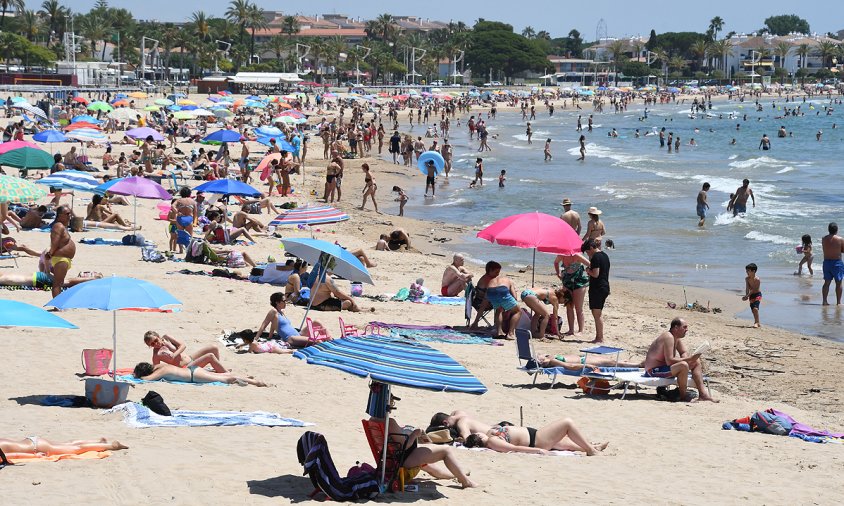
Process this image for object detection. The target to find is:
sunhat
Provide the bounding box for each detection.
[561,198,573,206]
[587,206,602,215]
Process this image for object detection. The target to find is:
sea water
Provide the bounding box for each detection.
[384,96,844,340]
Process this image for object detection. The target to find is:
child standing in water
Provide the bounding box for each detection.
[392,186,408,216]
[498,170,506,188]
[795,234,814,276]
[741,263,762,328]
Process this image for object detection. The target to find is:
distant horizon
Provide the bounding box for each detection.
[35,0,843,41]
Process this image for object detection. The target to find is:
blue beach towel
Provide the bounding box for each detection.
[80,238,126,246]
[115,374,228,387]
[106,402,315,428]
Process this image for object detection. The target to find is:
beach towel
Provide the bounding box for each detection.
[455,444,578,457]
[722,408,844,443]
[420,295,465,305]
[368,322,493,345]
[5,451,111,463]
[114,374,228,386]
[106,402,314,428]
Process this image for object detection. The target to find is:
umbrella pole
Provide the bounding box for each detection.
[531,247,536,286]
[133,195,137,237]
[112,311,118,381]
[380,383,392,490]
[298,262,324,330]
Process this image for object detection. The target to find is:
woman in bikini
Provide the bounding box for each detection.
[254,292,319,348]
[464,418,607,456]
[554,252,591,336]
[519,286,566,339]
[359,163,379,212]
[86,194,132,227]
[132,362,267,386]
[143,330,229,373]
[173,186,197,246]
[1,437,128,457]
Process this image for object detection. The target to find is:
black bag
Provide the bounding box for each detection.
[141,390,171,416]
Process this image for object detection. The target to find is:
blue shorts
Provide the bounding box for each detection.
[732,204,747,215]
[823,259,844,282]
[696,204,707,218]
[645,365,673,378]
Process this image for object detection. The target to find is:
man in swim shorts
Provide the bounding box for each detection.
[821,222,844,305]
[45,205,76,298]
[728,179,755,216]
[642,318,717,402]
[441,253,473,296]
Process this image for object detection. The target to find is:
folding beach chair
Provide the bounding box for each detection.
[515,328,565,387]
[305,318,331,344]
[464,282,491,327]
[361,419,416,493]
[0,254,19,268]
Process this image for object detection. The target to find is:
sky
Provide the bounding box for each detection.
[52,0,841,40]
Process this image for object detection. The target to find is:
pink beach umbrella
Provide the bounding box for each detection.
[0,139,39,154]
[477,212,581,285]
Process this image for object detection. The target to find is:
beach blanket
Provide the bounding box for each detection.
[115,374,228,387]
[6,451,111,463]
[106,402,314,428]
[420,295,464,305]
[723,408,844,443]
[368,322,494,345]
[456,444,577,457]
[80,238,127,246]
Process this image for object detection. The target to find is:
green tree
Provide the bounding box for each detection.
[39,0,67,42]
[620,60,651,78]
[19,10,42,41]
[225,0,251,45]
[521,26,535,39]
[773,41,792,70]
[645,29,658,51]
[708,16,724,41]
[281,15,300,36]
[711,38,733,74]
[763,14,810,36]
[0,0,24,31]
[816,40,838,68]
[607,39,626,85]
[466,21,549,78]
[191,11,212,43]
[245,3,267,59]
[795,43,810,69]
[566,29,583,57]
[78,14,106,58]
[690,39,709,71]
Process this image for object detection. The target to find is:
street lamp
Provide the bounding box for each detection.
[140,36,160,82]
[214,40,231,74]
[451,50,464,85]
[406,46,426,85]
[295,43,310,75]
[355,44,371,86]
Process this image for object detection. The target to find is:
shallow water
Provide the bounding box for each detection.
[384,96,844,340]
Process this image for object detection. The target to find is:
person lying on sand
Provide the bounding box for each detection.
[235,330,294,354]
[432,411,606,456]
[143,330,229,373]
[0,437,128,457]
[535,353,643,371]
[132,362,267,387]
[0,271,101,289]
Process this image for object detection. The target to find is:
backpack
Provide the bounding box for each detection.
[185,238,209,264]
[122,233,146,246]
[141,390,172,417]
[750,410,793,436]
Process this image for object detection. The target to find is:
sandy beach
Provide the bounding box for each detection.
[1,90,843,504]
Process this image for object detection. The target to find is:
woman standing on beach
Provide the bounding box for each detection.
[577,135,586,161]
[323,162,340,203]
[359,163,379,213]
[554,252,591,335]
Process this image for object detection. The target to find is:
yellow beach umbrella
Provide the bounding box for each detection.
[128,92,148,99]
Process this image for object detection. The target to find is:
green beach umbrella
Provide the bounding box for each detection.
[87,101,113,113]
[173,111,193,120]
[144,105,161,111]
[154,98,174,106]
[0,146,54,170]
[0,174,47,203]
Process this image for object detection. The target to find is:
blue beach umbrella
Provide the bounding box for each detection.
[0,300,77,329]
[46,276,181,378]
[255,126,284,137]
[194,179,262,197]
[293,334,485,487]
[203,129,243,143]
[417,151,444,175]
[256,137,295,151]
[71,115,101,124]
[93,177,125,195]
[33,130,68,143]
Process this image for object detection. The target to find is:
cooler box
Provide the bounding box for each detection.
[84,378,130,408]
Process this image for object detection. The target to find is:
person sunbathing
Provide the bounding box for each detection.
[372,396,477,488]
[231,209,266,233]
[0,271,101,289]
[86,195,131,227]
[235,329,294,354]
[431,411,607,455]
[18,205,48,229]
[254,292,323,348]
[535,353,643,371]
[132,362,268,386]
[143,331,229,373]
[0,437,128,457]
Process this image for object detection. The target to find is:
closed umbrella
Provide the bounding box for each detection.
[0,300,77,329]
[477,212,581,285]
[293,334,485,487]
[46,276,181,382]
[279,238,373,327]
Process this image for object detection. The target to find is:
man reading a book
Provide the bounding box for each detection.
[642,318,718,402]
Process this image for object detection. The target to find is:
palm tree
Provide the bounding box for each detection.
[708,16,724,40]
[0,0,24,31]
[536,30,551,41]
[710,38,733,74]
[816,40,838,69]
[607,39,626,85]
[262,34,288,66]
[795,43,810,69]
[191,11,211,43]
[225,0,251,45]
[690,39,709,71]
[521,26,536,39]
[281,15,299,36]
[245,4,268,62]
[160,24,179,80]
[668,56,687,76]
[77,14,106,58]
[39,0,66,42]
[773,41,792,70]
[20,10,41,41]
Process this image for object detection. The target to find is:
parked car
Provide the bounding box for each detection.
[430,80,444,86]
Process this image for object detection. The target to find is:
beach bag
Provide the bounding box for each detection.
[141,390,171,417]
[122,233,145,246]
[750,411,792,436]
[297,431,380,502]
[577,377,612,395]
[347,461,376,479]
[81,348,113,376]
[185,238,209,264]
[141,246,165,263]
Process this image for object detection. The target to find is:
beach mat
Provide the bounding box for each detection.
[114,374,228,386]
[368,322,493,345]
[6,450,111,463]
[106,402,315,428]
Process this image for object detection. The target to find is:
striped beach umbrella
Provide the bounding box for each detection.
[0,174,47,203]
[293,334,487,393]
[10,102,49,120]
[37,170,101,193]
[66,128,109,143]
[269,205,349,227]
